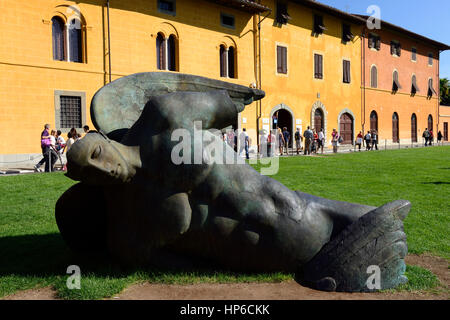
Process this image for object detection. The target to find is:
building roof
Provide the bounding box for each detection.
[205,0,271,14]
[354,15,450,51]
[290,0,366,25]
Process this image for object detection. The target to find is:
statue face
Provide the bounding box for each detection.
[66,133,131,184]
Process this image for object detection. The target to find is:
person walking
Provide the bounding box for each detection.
[429,129,434,146]
[294,128,302,154]
[277,127,285,156]
[34,124,51,172]
[239,128,250,160]
[282,127,290,156]
[371,130,379,150]
[437,131,443,145]
[364,131,372,151]
[318,128,325,154]
[331,129,339,153]
[47,130,58,172]
[356,131,363,151]
[267,130,275,157]
[303,126,313,155]
[422,128,430,146]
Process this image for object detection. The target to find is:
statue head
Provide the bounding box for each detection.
[65,132,133,185]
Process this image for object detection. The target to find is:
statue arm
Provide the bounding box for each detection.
[142,91,244,131]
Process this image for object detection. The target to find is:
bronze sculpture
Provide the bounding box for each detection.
[56,72,409,292]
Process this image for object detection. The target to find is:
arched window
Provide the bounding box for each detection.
[370,66,377,88]
[392,70,401,92]
[370,110,378,132]
[156,33,177,71]
[392,112,399,143]
[428,115,433,132]
[167,35,177,71]
[220,45,227,77]
[411,114,417,142]
[428,78,437,98]
[228,46,235,78]
[68,19,83,63]
[219,45,236,78]
[52,17,66,61]
[156,33,165,70]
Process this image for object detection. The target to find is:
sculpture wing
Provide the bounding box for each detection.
[91,72,264,140]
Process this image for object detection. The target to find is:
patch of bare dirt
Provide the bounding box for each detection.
[3,287,58,300]
[3,254,448,300]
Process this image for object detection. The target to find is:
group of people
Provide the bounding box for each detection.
[422,128,444,146]
[355,130,379,151]
[34,124,92,172]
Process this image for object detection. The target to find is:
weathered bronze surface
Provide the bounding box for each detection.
[56,72,409,292]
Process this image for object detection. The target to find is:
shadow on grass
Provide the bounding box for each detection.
[0,233,286,281]
[422,182,450,185]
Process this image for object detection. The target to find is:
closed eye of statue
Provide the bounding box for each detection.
[91,145,101,159]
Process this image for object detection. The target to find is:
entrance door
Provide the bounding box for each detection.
[370,111,378,132]
[411,114,417,142]
[392,112,399,143]
[339,113,353,144]
[276,109,293,147]
[444,122,448,141]
[314,109,324,133]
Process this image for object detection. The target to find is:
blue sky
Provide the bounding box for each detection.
[318,0,450,79]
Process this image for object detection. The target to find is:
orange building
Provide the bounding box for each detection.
[439,105,450,142]
[358,16,449,145]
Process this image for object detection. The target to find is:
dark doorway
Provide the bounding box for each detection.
[339,113,353,144]
[370,110,378,132]
[411,114,417,142]
[273,109,293,147]
[392,112,399,143]
[314,109,324,133]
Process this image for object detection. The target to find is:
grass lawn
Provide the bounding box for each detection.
[0,146,448,299]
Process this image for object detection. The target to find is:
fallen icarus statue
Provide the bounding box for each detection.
[56,72,410,292]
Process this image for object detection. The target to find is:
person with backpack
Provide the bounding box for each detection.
[294,128,302,155]
[364,131,372,151]
[429,129,434,146]
[303,126,313,155]
[422,128,430,146]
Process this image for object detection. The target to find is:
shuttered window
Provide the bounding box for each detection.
[411,47,417,61]
[428,78,437,97]
[391,41,401,56]
[277,45,287,74]
[411,75,419,94]
[52,17,65,61]
[371,66,378,88]
[368,34,380,50]
[156,33,165,70]
[68,19,82,63]
[343,60,351,83]
[313,15,326,35]
[228,46,235,78]
[276,2,291,25]
[428,53,433,66]
[342,24,353,43]
[314,54,323,79]
[393,70,401,92]
[220,45,227,77]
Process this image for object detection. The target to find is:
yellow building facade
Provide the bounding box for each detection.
[0,0,448,165]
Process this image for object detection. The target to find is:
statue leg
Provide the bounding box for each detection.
[55,183,107,253]
[296,198,410,292]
